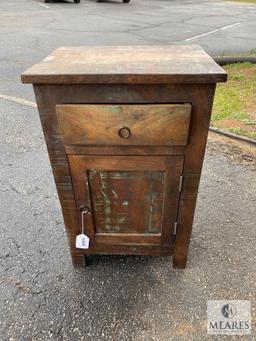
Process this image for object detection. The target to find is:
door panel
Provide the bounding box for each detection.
[88,170,164,234]
[68,155,183,247]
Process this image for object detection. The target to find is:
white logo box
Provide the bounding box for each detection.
[207,300,251,335]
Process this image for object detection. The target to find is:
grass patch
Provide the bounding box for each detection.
[212,62,256,140]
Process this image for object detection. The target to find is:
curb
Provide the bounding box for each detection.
[214,56,256,65]
[209,127,256,146]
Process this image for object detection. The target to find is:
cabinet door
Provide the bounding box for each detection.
[68,155,183,247]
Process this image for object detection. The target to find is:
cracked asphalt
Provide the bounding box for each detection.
[0,0,256,340]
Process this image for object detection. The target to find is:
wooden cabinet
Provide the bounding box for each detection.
[21,45,227,268]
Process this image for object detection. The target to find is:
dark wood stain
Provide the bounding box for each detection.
[88,170,164,234]
[21,46,227,268]
[68,155,183,248]
[21,45,227,84]
[56,104,191,146]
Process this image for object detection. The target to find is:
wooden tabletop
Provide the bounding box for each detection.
[21,45,227,84]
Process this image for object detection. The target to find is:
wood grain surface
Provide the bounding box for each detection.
[56,104,191,146]
[68,155,183,247]
[27,43,227,268]
[31,82,219,267]
[21,45,227,84]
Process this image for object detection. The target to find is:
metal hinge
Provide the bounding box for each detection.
[179,175,183,192]
[173,221,178,239]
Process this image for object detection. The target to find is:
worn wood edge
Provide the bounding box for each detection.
[56,103,192,110]
[93,233,161,245]
[77,245,174,256]
[64,145,186,155]
[21,73,227,84]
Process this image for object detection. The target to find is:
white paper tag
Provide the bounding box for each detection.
[76,234,90,249]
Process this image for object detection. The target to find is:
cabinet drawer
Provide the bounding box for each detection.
[56,104,191,146]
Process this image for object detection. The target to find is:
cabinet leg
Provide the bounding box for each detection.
[173,195,197,269]
[71,252,87,267]
[173,252,188,269]
[172,220,192,269]
[84,255,90,266]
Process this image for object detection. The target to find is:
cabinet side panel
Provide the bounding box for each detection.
[173,84,216,268]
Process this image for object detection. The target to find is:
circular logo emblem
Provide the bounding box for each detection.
[221,303,236,319]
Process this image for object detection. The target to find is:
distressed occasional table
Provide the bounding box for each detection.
[21,46,227,268]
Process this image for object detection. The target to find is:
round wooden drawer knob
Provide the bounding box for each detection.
[118,127,131,139]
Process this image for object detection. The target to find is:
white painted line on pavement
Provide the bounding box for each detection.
[185,22,240,41]
[38,3,50,9]
[0,93,36,108]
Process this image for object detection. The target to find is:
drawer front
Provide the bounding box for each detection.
[56,104,191,146]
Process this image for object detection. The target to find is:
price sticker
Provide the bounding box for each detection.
[76,234,90,249]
